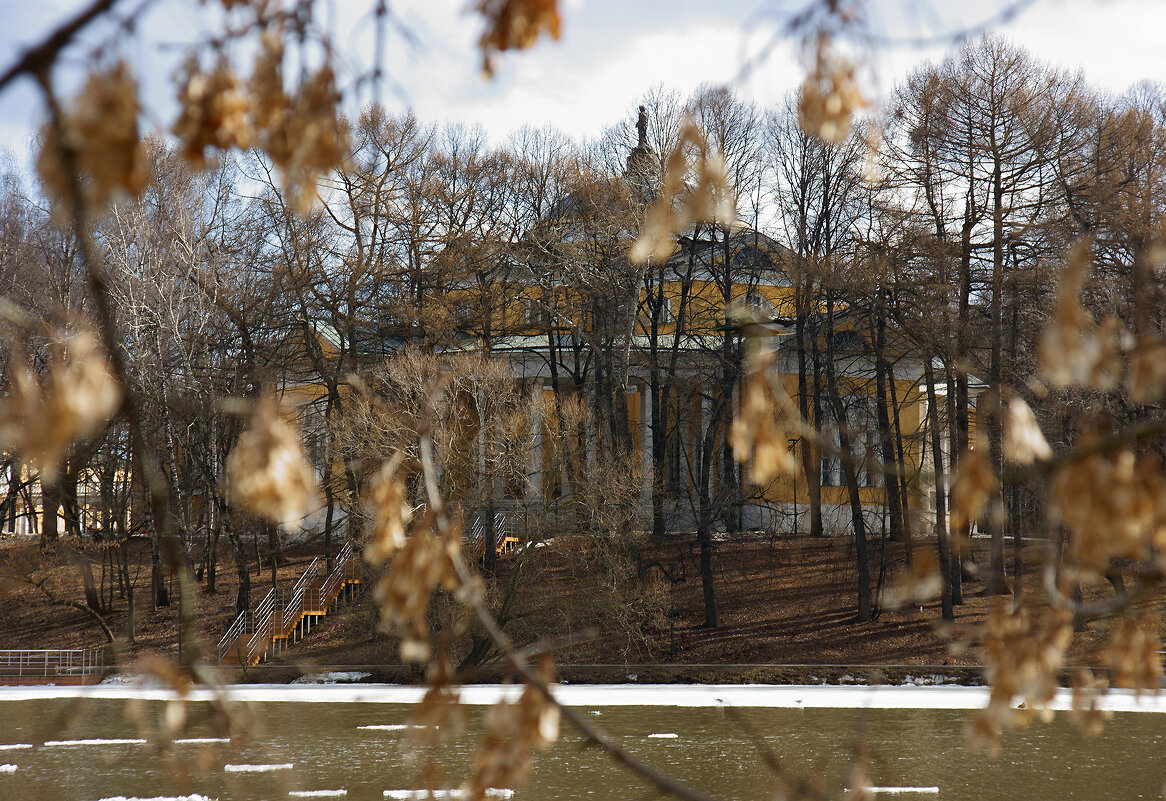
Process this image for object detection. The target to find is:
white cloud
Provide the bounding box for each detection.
[3,0,1166,168]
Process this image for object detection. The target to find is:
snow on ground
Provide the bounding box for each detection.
[0,764,16,773]
[291,672,371,685]
[224,764,294,772]
[1,683,1164,713]
[288,792,347,798]
[0,744,32,750]
[92,796,216,801]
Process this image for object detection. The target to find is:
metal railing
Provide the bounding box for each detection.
[0,647,106,679]
[219,542,362,665]
[315,541,357,611]
[242,588,276,666]
[217,609,248,664]
[466,511,516,556]
[276,557,320,641]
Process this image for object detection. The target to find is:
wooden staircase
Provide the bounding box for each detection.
[217,541,363,666]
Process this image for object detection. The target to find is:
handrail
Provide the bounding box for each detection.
[244,588,276,665]
[0,647,106,677]
[466,511,513,555]
[217,610,247,663]
[279,557,320,638]
[218,542,362,665]
[317,541,354,609]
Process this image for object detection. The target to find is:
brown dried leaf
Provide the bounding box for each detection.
[1051,450,1158,577]
[1002,397,1051,465]
[410,653,467,744]
[463,656,558,800]
[1068,668,1111,737]
[225,398,319,528]
[0,331,121,482]
[882,548,942,609]
[372,511,461,662]
[1106,616,1163,696]
[365,452,412,564]
[1126,336,1166,403]
[970,603,1072,755]
[173,55,253,168]
[949,446,996,542]
[728,348,799,485]
[37,62,151,211]
[257,61,348,212]
[798,37,866,143]
[475,0,561,76]
[1039,241,1130,391]
[630,120,736,264]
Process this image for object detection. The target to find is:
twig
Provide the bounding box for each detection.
[0,0,123,93]
[415,431,723,801]
[35,73,202,670]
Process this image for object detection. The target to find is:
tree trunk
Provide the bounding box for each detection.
[40,479,61,553]
[823,294,872,622]
[924,358,954,621]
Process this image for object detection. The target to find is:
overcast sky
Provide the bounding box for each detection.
[2,0,1166,166]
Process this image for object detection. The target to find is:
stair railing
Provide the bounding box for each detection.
[218,543,361,665]
[244,588,276,665]
[217,610,247,664]
[279,557,320,639]
[316,540,355,611]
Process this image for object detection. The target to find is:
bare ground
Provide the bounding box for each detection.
[0,531,1160,685]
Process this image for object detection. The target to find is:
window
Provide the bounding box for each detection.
[640,294,673,328]
[820,397,880,489]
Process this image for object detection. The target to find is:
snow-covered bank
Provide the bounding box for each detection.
[0,682,1164,712]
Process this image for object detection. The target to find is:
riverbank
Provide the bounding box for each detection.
[1,533,1159,685]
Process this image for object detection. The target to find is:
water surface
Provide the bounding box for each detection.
[0,689,1161,801]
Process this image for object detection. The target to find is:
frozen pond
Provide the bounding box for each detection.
[0,684,1162,800]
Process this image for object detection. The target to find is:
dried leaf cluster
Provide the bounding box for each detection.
[224,398,320,528]
[629,120,736,264]
[1039,241,1166,400]
[365,483,461,662]
[172,34,348,211]
[36,63,152,212]
[173,55,253,168]
[970,602,1072,755]
[1050,449,1166,578]
[948,444,996,541]
[1001,396,1052,464]
[798,37,866,144]
[729,346,799,485]
[881,548,943,609]
[464,656,559,800]
[409,655,468,744]
[365,453,413,563]
[1105,616,1163,694]
[1067,668,1111,737]
[475,0,562,76]
[0,331,121,482]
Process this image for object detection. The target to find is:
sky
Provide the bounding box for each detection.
[2,0,1166,166]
